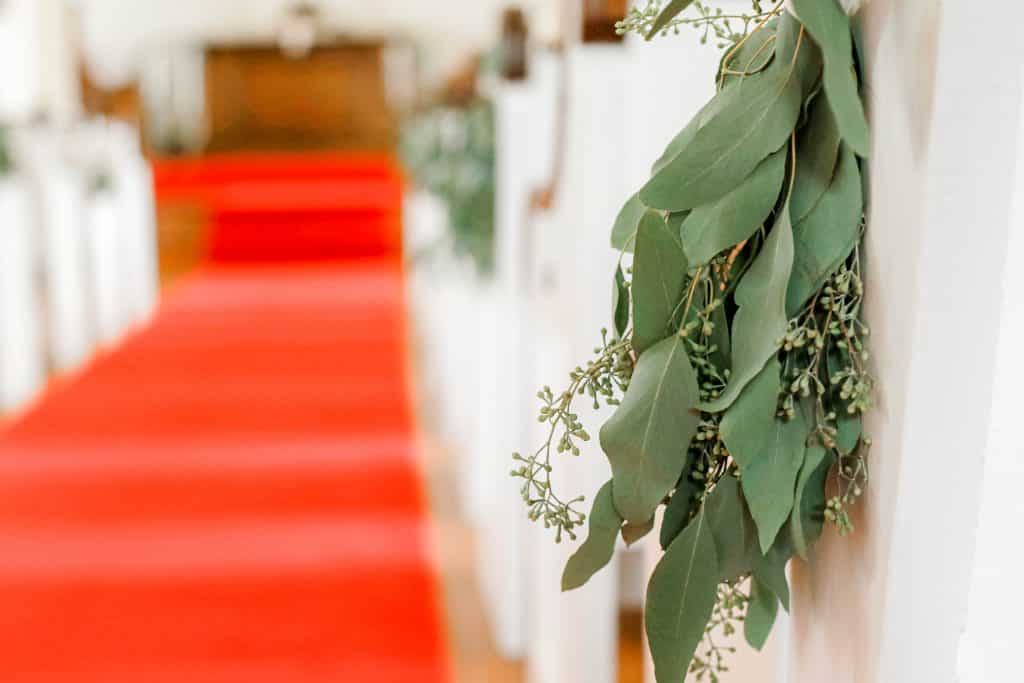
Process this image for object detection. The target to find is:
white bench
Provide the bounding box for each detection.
[13,129,95,375]
[0,175,45,412]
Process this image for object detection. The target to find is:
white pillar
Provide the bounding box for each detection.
[87,189,124,346]
[38,0,82,126]
[42,167,94,372]
[108,125,160,325]
[476,81,537,659]
[524,44,638,683]
[0,177,45,412]
[958,77,1024,683]
[789,2,1024,682]
[0,0,43,122]
[477,48,564,662]
[14,131,95,373]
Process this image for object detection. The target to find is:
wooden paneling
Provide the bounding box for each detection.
[583,0,629,43]
[156,200,208,286]
[204,42,396,152]
[80,65,142,126]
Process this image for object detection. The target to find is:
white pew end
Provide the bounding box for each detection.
[85,187,124,346]
[14,130,95,373]
[0,176,45,411]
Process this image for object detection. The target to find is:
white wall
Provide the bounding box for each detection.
[957,66,1024,683]
[0,0,43,121]
[789,2,1024,682]
[0,0,80,124]
[76,0,561,90]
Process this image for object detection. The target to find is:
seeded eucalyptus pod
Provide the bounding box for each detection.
[512,0,875,680]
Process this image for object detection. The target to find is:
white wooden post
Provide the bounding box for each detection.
[958,82,1024,682]
[434,258,474,452]
[523,44,638,683]
[14,130,95,373]
[476,79,537,659]
[466,275,500,521]
[788,3,1024,682]
[0,0,42,123]
[39,161,93,372]
[403,189,453,443]
[86,189,124,346]
[108,124,160,326]
[0,176,45,412]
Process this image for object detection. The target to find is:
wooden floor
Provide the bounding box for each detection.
[419,434,645,683]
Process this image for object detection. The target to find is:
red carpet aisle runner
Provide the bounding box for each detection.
[0,155,451,682]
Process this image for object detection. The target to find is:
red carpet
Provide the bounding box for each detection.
[0,156,451,681]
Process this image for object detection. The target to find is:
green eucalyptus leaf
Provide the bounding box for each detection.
[646,508,719,683]
[646,0,697,40]
[640,14,820,211]
[611,193,647,252]
[705,475,759,581]
[681,146,787,266]
[744,577,779,651]
[837,413,862,452]
[650,47,759,178]
[646,20,779,180]
[652,116,702,177]
[632,210,688,355]
[660,473,699,550]
[613,264,630,339]
[666,210,688,234]
[791,0,870,157]
[719,360,808,553]
[719,20,779,87]
[791,444,834,559]
[622,517,656,546]
[650,93,733,177]
[600,335,701,524]
[752,527,793,611]
[786,144,863,316]
[709,284,732,371]
[701,204,794,412]
[791,93,841,224]
[562,481,623,591]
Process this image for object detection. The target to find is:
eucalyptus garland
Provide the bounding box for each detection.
[512,1,874,680]
[400,99,497,273]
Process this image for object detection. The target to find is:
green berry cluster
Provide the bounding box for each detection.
[616,0,778,47]
[510,331,633,542]
[690,581,750,682]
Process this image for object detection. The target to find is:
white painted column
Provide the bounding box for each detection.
[0,177,45,412]
[108,126,160,326]
[524,45,636,683]
[38,0,82,126]
[13,130,95,373]
[466,274,501,521]
[40,166,94,372]
[435,257,478,455]
[476,81,537,659]
[475,48,563,662]
[86,189,124,346]
[0,0,43,122]
[73,121,158,345]
[958,76,1024,683]
[789,2,1024,682]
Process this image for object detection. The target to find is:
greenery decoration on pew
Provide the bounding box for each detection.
[400,99,497,273]
[512,1,873,680]
[0,127,12,176]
